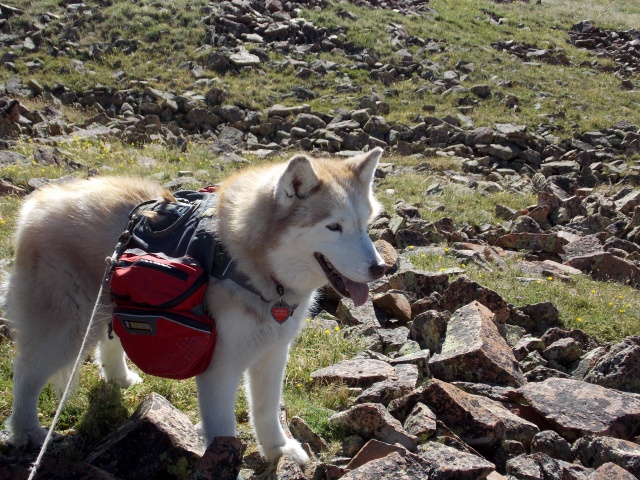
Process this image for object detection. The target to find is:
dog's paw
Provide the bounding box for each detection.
[262,438,309,466]
[7,425,47,450]
[115,370,142,388]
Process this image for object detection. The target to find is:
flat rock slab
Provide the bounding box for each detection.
[355,363,418,405]
[346,439,407,470]
[614,190,640,215]
[423,379,505,446]
[336,297,384,327]
[423,379,538,447]
[519,378,640,441]
[47,125,116,143]
[588,462,637,480]
[329,402,417,451]
[583,336,640,394]
[505,453,561,480]
[275,454,308,480]
[403,402,437,441]
[341,451,431,480]
[561,234,603,262]
[494,232,569,254]
[310,359,396,388]
[418,442,496,480]
[289,416,328,454]
[573,435,640,478]
[565,251,640,286]
[442,276,510,322]
[188,436,242,480]
[380,269,450,297]
[228,47,261,67]
[372,291,412,323]
[87,392,204,478]
[516,260,582,278]
[429,301,526,387]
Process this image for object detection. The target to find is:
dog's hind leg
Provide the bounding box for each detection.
[95,329,142,388]
[7,328,81,449]
[246,341,309,466]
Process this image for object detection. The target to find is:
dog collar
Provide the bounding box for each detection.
[270,277,297,323]
[210,244,297,323]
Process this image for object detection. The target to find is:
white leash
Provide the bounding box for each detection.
[27,282,106,479]
[28,232,130,479]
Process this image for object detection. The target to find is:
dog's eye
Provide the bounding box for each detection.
[326,223,342,232]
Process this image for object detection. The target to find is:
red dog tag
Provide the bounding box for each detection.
[271,300,292,323]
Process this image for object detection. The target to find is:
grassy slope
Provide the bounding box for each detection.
[2,0,639,130]
[1,0,640,466]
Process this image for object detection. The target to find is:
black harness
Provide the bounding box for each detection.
[119,189,297,322]
[107,189,297,380]
[127,190,269,301]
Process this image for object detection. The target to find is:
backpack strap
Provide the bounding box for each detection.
[210,242,270,302]
[124,191,271,303]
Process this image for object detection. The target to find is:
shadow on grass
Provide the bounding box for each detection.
[76,380,130,453]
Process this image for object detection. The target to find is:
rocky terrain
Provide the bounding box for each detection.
[1,0,640,479]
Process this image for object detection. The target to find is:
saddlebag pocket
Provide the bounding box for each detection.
[110,251,216,380]
[112,308,216,380]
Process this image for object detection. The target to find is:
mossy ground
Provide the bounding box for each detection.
[0,0,639,464]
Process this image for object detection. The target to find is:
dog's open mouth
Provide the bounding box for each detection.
[314,253,370,307]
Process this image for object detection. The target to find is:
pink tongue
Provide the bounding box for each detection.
[344,279,370,307]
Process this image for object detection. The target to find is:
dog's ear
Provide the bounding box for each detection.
[348,147,383,186]
[276,154,320,205]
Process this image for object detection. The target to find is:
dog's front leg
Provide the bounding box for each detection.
[246,341,309,466]
[96,335,142,388]
[196,360,244,445]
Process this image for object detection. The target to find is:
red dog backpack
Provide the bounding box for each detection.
[109,191,219,380]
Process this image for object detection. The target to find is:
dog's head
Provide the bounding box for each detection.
[268,147,387,306]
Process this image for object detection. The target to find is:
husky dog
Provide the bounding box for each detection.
[5,147,386,466]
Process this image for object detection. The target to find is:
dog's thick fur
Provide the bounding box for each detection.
[5,148,386,465]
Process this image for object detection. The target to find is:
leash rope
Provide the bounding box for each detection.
[28,229,131,480]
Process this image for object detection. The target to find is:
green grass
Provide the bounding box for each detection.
[3,0,639,131]
[376,154,537,226]
[1,0,640,468]
[300,0,640,129]
[411,251,640,342]
[0,138,636,460]
[0,322,360,454]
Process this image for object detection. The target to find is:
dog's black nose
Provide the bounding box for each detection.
[369,263,386,279]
